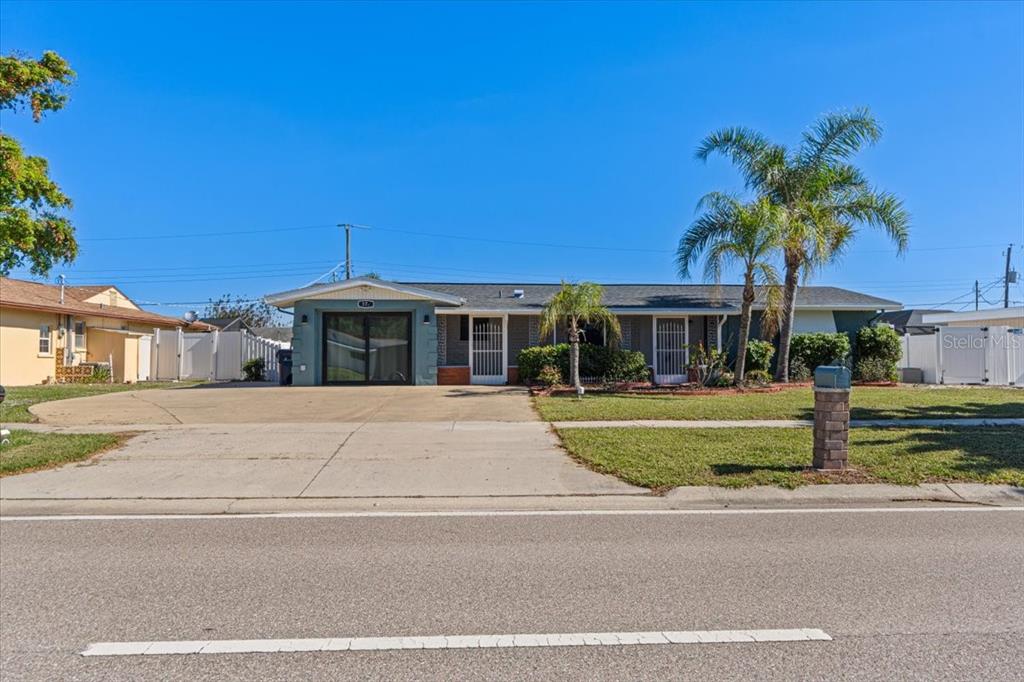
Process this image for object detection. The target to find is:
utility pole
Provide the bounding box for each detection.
[338,223,353,280]
[337,223,370,280]
[1004,244,1013,309]
[975,280,979,311]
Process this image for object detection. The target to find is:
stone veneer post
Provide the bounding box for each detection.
[812,387,850,470]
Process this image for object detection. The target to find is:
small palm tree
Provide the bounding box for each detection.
[677,194,782,384]
[539,282,621,392]
[696,108,909,381]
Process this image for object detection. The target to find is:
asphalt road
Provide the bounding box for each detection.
[1,508,1021,680]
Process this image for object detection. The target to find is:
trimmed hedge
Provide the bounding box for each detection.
[789,332,851,371]
[517,343,650,383]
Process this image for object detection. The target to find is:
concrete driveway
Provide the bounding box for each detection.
[29,384,539,425]
[3,385,642,508]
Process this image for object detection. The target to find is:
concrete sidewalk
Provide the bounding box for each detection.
[552,418,1024,429]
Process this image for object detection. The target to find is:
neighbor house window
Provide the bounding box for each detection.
[39,325,51,354]
[459,315,469,341]
[74,321,86,351]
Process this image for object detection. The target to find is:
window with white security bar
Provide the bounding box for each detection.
[74,320,87,351]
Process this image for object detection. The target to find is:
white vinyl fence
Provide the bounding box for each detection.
[900,326,1024,386]
[149,329,284,382]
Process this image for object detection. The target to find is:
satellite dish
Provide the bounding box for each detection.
[183,310,198,323]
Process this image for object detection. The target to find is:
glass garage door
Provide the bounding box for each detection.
[323,313,411,384]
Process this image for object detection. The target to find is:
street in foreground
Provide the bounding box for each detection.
[1,507,1021,680]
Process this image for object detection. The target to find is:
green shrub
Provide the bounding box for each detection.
[789,357,811,382]
[789,332,850,371]
[517,344,650,384]
[517,345,564,382]
[745,340,775,372]
[713,370,735,387]
[854,325,902,383]
[744,369,772,386]
[856,325,902,364]
[537,364,563,387]
[855,356,899,383]
[86,365,111,384]
[242,357,266,381]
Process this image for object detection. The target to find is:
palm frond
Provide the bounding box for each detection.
[799,108,881,168]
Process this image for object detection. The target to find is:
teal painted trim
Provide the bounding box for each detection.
[291,299,438,386]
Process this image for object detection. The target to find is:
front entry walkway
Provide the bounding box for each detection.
[2,385,643,507]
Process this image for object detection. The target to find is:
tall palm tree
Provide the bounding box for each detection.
[539,281,621,392]
[677,194,782,384]
[696,108,910,381]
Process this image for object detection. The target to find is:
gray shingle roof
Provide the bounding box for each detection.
[398,283,901,311]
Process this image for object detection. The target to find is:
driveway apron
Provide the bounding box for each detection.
[2,386,641,501]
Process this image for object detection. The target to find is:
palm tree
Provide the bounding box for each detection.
[696,108,910,381]
[677,195,782,384]
[539,281,621,392]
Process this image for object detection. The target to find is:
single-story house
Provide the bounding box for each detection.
[0,276,211,386]
[921,307,1024,329]
[876,309,951,336]
[265,278,901,386]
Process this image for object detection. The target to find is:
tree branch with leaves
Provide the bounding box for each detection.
[1,51,77,276]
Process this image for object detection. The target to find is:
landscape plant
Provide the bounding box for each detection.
[696,109,910,382]
[687,343,729,387]
[536,364,563,388]
[517,344,648,385]
[676,194,782,384]
[745,339,775,373]
[242,357,265,381]
[538,282,621,392]
[789,332,851,373]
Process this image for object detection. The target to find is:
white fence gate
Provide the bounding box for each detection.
[150,329,283,382]
[901,326,1024,386]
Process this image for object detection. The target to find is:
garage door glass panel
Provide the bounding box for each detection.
[325,314,366,382]
[368,315,411,383]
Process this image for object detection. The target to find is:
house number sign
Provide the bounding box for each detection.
[357,300,375,309]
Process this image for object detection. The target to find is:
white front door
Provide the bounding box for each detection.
[470,316,506,384]
[654,317,688,384]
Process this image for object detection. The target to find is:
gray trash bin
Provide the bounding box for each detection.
[276,349,293,386]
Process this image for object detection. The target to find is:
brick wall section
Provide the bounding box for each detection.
[437,365,470,385]
[813,388,850,470]
[528,316,540,346]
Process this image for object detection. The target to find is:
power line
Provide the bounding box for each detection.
[79,224,335,242]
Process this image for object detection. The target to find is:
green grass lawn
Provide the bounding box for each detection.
[0,382,202,423]
[557,425,1024,489]
[0,430,125,477]
[535,386,1024,422]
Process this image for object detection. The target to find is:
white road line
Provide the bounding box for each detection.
[2,506,1021,522]
[81,628,832,656]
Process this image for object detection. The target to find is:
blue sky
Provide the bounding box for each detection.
[2,1,1022,318]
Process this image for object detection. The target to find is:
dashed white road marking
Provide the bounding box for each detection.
[81,628,832,656]
[4,506,1021,522]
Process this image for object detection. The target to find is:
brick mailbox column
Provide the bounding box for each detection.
[813,388,850,470]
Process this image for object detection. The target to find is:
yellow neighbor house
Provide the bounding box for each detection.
[0,277,212,386]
